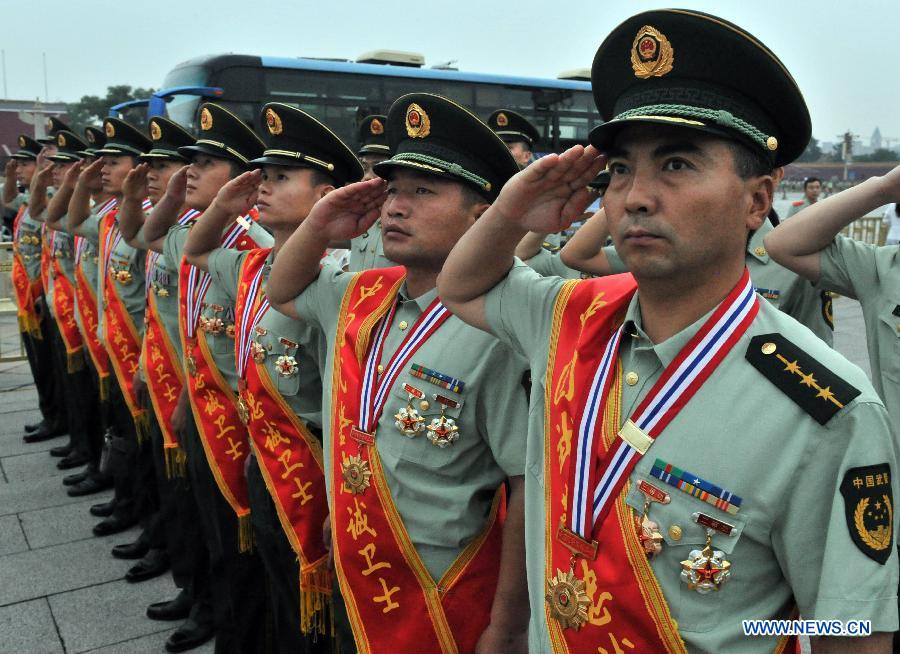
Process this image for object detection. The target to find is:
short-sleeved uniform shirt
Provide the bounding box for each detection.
[348,221,394,271]
[294,265,529,581]
[143,226,183,361]
[15,200,45,281]
[73,206,103,333]
[601,218,834,345]
[486,262,898,654]
[820,237,900,430]
[785,197,812,219]
[523,247,582,279]
[107,223,147,337]
[208,247,327,430]
[163,221,274,391]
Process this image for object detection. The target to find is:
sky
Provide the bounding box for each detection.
[4,0,897,145]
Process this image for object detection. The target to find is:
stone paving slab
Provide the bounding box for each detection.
[83,630,214,654]
[0,475,100,517]
[49,576,177,654]
[0,537,137,607]
[0,514,28,556]
[0,422,58,458]
[3,449,74,484]
[0,597,64,654]
[20,498,119,551]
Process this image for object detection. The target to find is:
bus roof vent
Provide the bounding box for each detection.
[356,50,425,67]
[557,68,591,81]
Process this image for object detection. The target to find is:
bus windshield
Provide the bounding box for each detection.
[159,64,209,127]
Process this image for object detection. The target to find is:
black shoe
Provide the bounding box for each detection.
[147,590,192,621]
[62,470,90,486]
[23,427,65,443]
[89,499,116,517]
[111,540,149,560]
[164,619,215,653]
[57,452,90,470]
[125,549,169,583]
[49,444,72,458]
[69,476,113,498]
[24,421,42,433]
[92,514,138,537]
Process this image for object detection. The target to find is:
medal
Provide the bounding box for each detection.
[635,480,670,559]
[157,287,169,298]
[237,395,250,424]
[250,341,267,363]
[341,453,372,495]
[394,383,425,437]
[680,531,731,593]
[275,354,298,377]
[225,324,236,338]
[115,269,133,285]
[186,353,197,377]
[546,568,591,630]
[206,317,224,334]
[426,394,460,448]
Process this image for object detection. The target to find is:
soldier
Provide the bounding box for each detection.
[764,166,900,432]
[347,114,393,272]
[68,118,155,539]
[438,10,897,652]
[560,205,835,345]
[267,93,530,653]
[786,176,822,218]
[7,135,66,441]
[183,102,363,652]
[487,109,540,168]
[141,102,271,654]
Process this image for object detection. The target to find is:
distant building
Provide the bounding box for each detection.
[0,100,68,157]
[871,127,882,150]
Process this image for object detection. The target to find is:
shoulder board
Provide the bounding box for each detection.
[746,333,860,425]
[542,242,561,253]
[791,200,804,206]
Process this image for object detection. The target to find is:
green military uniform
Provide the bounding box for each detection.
[522,246,582,279]
[598,216,834,345]
[785,196,812,219]
[477,9,898,653]
[164,102,271,654]
[349,115,394,272]
[819,237,900,429]
[486,263,897,652]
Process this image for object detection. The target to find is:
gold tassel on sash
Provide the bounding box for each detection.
[134,411,150,446]
[238,512,254,553]
[99,375,109,402]
[164,444,187,479]
[67,351,85,374]
[299,560,333,636]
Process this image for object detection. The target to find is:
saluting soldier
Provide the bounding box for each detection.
[439,10,897,652]
[347,114,393,272]
[785,176,822,219]
[183,102,363,652]
[267,93,531,654]
[7,135,66,441]
[68,118,156,539]
[141,103,271,654]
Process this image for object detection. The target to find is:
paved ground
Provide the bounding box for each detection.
[0,289,873,653]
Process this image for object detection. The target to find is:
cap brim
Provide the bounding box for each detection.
[139,150,188,163]
[36,138,55,145]
[93,146,144,156]
[373,159,482,193]
[247,155,312,168]
[589,116,746,153]
[10,153,37,160]
[48,154,82,163]
[357,144,391,156]
[177,143,247,166]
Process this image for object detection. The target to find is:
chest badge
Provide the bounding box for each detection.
[274,354,298,378]
[680,531,731,594]
[394,383,426,437]
[426,394,460,448]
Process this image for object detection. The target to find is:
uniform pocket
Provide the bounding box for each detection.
[386,381,465,471]
[878,301,900,382]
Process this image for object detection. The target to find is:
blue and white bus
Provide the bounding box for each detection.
[150,52,597,154]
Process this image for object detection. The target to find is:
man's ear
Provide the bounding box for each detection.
[318,184,336,200]
[471,202,491,222]
[746,175,774,231]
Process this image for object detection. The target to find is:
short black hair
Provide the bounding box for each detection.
[803,176,822,190]
[727,141,773,179]
[308,167,336,188]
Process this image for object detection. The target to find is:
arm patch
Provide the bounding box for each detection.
[745,333,860,425]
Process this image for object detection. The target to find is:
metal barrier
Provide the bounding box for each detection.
[841,216,888,246]
[0,241,26,362]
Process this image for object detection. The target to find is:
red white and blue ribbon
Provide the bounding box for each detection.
[567,269,759,541]
[236,258,271,381]
[183,215,252,340]
[146,208,200,292]
[357,296,451,433]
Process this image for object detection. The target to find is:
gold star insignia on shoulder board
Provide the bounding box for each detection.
[745,334,860,425]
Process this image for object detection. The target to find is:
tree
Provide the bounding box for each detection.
[65,85,156,129]
[855,148,900,162]
[795,136,822,162]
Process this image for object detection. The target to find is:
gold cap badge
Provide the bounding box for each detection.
[86,130,95,143]
[766,136,778,151]
[17,136,25,147]
[150,121,162,141]
[265,108,282,135]
[105,122,115,138]
[46,117,53,130]
[57,133,67,147]
[496,112,509,127]
[370,118,384,135]
[631,25,674,79]
[200,107,213,132]
[405,103,431,139]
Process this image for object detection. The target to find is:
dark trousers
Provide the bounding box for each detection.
[183,418,267,654]
[106,379,157,524]
[49,325,100,459]
[21,297,65,430]
[81,357,108,466]
[247,458,331,654]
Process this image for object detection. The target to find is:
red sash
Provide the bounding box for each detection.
[74,237,111,398]
[11,206,41,338]
[50,243,85,373]
[100,209,148,434]
[330,268,504,654]
[39,224,51,297]
[235,248,331,633]
[178,211,261,550]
